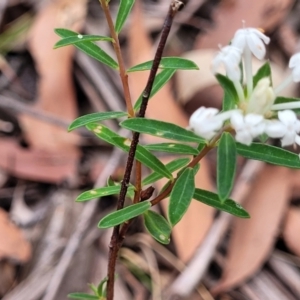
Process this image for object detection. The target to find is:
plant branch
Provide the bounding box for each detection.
[99,0,134,117]
[105,1,184,299]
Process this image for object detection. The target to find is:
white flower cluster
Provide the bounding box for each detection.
[189,26,300,147]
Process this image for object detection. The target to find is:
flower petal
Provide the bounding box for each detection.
[289,53,300,68]
[281,131,296,146]
[265,121,286,138]
[245,113,264,126]
[235,131,253,146]
[230,111,244,129]
[278,110,297,125]
[247,33,266,60]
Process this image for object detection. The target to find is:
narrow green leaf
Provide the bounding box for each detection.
[76,185,134,202]
[168,168,195,226]
[217,132,237,201]
[144,142,199,155]
[86,123,173,179]
[88,284,98,296]
[98,201,151,228]
[55,28,118,69]
[236,142,300,168]
[54,34,112,49]
[142,157,190,186]
[111,137,173,180]
[68,293,99,300]
[115,0,135,33]
[86,123,120,144]
[253,62,272,87]
[128,57,199,72]
[143,210,172,244]
[134,69,176,111]
[68,111,127,131]
[120,118,204,143]
[216,73,239,111]
[97,277,108,296]
[193,189,250,218]
[273,96,300,114]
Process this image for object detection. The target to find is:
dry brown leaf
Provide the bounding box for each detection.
[195,0,293,49]
[212,165,291,294]
[21,0,86,152]
[283,207,300,257]
[0,138,78,183]
[128,1,214,262]
[0,208,31,262]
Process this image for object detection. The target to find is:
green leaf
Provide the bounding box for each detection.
[55,28,118,69]
[253,62,272,87]
[87,123,173,179]
[273,96,300,114]
[217,132,237,202]
[86,123,121,144]
[120,118,204,143]
[88,284,98,296]
[144,143,199,155]
[127,57,199,72]
[115,0,135,33]
[54,34,112,49]
[68,293,99,300]
[193,189,250,218]
[97,277,108,296]
[68,111,127,131]
[134,69,176,111]
[98,201,151,228]
[143,210,172,244]
[216,73,239,111]
[236,142,300,169]
[168,168,195,226]
[76,185,135,202]
[111,137,173,180]
[142,157,190,186]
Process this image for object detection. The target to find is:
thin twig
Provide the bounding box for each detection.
[99,0,134,117]
[105,1,185,299]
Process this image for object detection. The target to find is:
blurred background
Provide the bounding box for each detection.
[1,0,300,299]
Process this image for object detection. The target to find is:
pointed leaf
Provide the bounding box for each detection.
[236,142,300,169]
[76,185,135,202]
[142,157,190,186]
[168,168,195,226]
[68,111,127,131]
[68,293,99,300]
[144,142,199,155]
[253,62,272,87]
[120,118,204,143]
[127,57,199,72]
[216,73,239,111]
[55,28,118,69]
[115,0,135,33]
[217,132,237,201]
[193,189,250,218]
[143,210,172,244]
[86,123,120,144]
[54,34,112,49]
[134,69,176,111]
[97,277,108,296]
[111,137,173,180]
[98,201,151,228]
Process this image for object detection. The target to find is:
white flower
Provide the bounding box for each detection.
[189,107,223,140]
[230,111,265,145]
[212,45,242,81]
[246,77,275,114]
[265,110,300,146]
[289,53,300,82]
[232,28,270,60]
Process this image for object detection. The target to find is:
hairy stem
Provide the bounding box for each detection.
[106,2,184,299]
